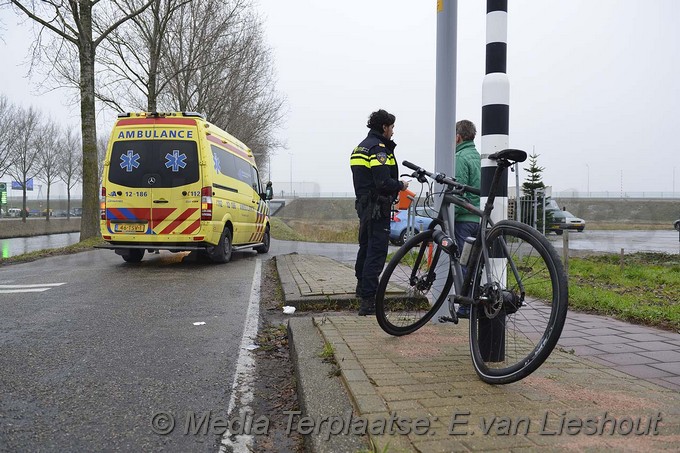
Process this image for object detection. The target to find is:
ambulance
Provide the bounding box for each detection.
[98,112,273,263]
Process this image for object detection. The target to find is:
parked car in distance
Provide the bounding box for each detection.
[674,219,680,231]
[70,207,83,217]
[390,209,434,246]
[546,210,586,235]
[6,208,22,217]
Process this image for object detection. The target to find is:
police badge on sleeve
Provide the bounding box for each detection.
[376,152,387,164]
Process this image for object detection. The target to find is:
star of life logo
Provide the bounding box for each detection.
[165,150,187,172]
[120,150,141,172]
[213,153,221,174]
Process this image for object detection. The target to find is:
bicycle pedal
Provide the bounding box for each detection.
[438,316,459,325]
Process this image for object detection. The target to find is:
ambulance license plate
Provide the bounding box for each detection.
[114,223,147,233]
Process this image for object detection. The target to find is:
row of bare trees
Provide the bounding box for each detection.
[96,0,284,160]
[3,0,284,240]
[0,95,83,222]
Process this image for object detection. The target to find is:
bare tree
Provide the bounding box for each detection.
[58,127,83,219]
[97,0,193,112]
[95,0,285,167]
[160,0,285,158]
[7,0,156,239]
[6,106,43,222]
[97,132,109,186]
[36,119,61,221]
[0,95,15,177]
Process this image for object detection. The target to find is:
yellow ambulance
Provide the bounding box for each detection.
[99,112,273,263]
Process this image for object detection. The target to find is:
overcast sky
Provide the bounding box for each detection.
[1,0,679,198]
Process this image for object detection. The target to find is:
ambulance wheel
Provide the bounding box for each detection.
[209,227,233,263]
[121,249,144,263]
[255,227,270,254]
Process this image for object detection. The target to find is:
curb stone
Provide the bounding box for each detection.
[287,316,368,453]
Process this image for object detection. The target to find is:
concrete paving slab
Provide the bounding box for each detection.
[316,316,679,451]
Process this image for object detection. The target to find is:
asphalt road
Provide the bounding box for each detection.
[1,232,678,452]
[0,249,261,452]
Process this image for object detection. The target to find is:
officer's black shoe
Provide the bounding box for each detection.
[358,298,375,316]
[358,306,376,316]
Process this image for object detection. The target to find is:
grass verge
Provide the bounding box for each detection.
[271,217,358,243]
[0,236,106,266]
[566,252,680,331]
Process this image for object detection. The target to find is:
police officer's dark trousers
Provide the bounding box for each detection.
[355,201,390,308]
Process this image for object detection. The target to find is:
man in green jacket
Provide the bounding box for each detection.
[453,119,481,318]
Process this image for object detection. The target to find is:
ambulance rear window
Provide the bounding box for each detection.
[109,140,199,188]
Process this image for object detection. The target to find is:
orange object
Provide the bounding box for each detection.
[397,189,416,210]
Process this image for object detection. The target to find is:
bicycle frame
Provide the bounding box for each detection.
[425,158,525,310]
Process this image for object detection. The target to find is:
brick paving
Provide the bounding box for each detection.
[278,253,680,451]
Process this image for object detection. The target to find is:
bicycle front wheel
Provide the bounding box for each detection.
[376,229,454,336]
[469,220,568,384]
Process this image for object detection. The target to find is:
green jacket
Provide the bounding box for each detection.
[454,140,481,222]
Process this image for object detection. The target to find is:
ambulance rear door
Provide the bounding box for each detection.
[105,120,201,238]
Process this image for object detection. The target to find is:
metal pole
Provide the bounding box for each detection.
[434,0,457,199]
[289,153,293,196]
[563,230,569,277]
[432,0,458,323]
[515,162,521,221]
[541,189,546,235]
[533,189,538,230]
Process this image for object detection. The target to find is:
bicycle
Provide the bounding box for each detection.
[375,149,568,384]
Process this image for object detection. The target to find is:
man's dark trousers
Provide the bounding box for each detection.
[355,204,391,300]
[453,221,480,258]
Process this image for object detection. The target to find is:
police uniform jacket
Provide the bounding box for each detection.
[350,129,403,202]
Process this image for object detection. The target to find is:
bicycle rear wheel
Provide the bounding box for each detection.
[376,229,454,336]
[469,220,568,384]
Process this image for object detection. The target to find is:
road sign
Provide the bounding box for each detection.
[11,178,33,191]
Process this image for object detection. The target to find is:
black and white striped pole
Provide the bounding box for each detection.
[479,0,509,360]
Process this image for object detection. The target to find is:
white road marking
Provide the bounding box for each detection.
[220,259,261,453]
[0,283,66,294]
[0,288,52,293]
[0,283,66,288]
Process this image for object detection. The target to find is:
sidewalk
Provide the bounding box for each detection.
[279,253,680,452]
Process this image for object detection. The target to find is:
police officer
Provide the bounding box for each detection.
[350,109,409,316]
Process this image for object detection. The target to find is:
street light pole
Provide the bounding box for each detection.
[290,154,293,195]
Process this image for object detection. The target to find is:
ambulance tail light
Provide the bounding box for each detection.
[201,186,212,220]
[100,186,106,220]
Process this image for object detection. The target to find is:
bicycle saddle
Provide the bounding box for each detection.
[489,149,527,163]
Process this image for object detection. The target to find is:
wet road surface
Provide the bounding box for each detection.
[1,229,679,261]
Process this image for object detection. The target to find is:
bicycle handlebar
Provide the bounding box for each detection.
[402,160,481,196]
